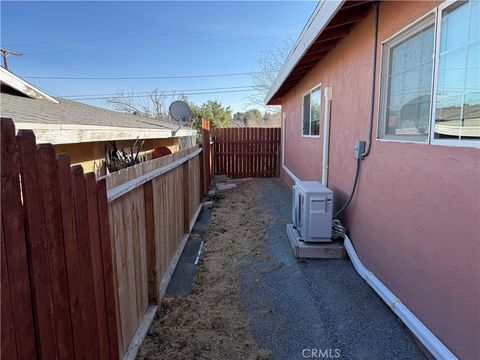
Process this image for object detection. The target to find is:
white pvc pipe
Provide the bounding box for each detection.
[343,236,458,360]
[322,86,332,186]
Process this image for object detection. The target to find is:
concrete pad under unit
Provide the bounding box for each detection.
[286,223,345,259]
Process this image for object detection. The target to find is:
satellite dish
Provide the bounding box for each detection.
[169,100,191,124]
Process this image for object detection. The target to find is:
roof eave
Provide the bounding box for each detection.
[13,121,197,145]
[265,0,345,105]
[0,67,59,103]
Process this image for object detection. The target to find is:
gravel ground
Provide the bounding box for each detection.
[241,178,426,360]
[138,178,425,360]
[138,181,269,360]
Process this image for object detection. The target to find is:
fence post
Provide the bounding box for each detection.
[183,160,190,233]
[144,180,158,306]
[201,119,211,194]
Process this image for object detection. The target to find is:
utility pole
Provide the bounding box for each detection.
[0,49,23,70]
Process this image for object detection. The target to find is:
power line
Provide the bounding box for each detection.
[22,33,297,56]
[22,71,257,80]
[62,85,255,99]
[70,88,256,101]
[4,22,303,47]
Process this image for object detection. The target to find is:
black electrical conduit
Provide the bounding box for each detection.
[334,1,379,218]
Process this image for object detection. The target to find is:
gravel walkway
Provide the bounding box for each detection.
[241,178,425,360]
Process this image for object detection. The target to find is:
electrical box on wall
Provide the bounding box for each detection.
[354,140,366,160]
[292,181,333,242]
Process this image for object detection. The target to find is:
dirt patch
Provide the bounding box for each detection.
[138,180,270,360]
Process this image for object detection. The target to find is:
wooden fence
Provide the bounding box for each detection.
[105,145,204,357]
[1,117,212,359]
[1,118,119,359]
[211,127,281,178]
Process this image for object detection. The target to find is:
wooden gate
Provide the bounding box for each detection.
[211,127,281,178]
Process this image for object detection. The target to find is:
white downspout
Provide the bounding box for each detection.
[343,236,458,360]
[322,86,332,186]
[281,111,286,168]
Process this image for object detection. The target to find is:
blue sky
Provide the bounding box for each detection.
[1,1,316,113]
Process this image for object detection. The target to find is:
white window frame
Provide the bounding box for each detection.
[430,0,480,148]
[301,83,322,138]
[377,11,436,143]
[377,0,479,148]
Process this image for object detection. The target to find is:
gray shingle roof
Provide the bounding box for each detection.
[0,92,179,131]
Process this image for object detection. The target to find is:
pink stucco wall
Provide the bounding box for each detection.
[280,2,480,359]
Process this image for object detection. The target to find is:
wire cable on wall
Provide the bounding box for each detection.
[335,1,379,218]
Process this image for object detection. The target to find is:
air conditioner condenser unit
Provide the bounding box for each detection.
[292,181,333,242]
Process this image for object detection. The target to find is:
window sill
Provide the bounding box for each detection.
[431,139,480,149]
[376,137,428,144]
[301,135,321,139]
[376,137,480,148]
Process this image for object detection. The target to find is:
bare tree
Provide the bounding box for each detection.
[107,88,188,124]
[246,37,295,111]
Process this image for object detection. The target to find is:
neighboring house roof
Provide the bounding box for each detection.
[265,0,372,105]
[0,68,197,144]
[0,66,58,103]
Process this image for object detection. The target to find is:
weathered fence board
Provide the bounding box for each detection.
[72,165,102,357]
[97,178,121,360]
[57,153,90,359]
[18,130,59,360]
[1,120,37,360]
[212,127,281,178]
[37,144,75,359]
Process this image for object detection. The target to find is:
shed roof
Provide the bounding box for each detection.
[265,0,372,105]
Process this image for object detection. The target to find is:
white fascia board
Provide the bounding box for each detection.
[264,0,345,104]
[174,128,198,137]
[14,122,174,145]
[0,67,59,103]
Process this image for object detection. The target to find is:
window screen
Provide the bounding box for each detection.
[384,21,435,140]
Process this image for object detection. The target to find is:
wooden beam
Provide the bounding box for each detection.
[121,305,157,360]
[311,26,352,45]
[325,6,369,30]
[340,1,371,10]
